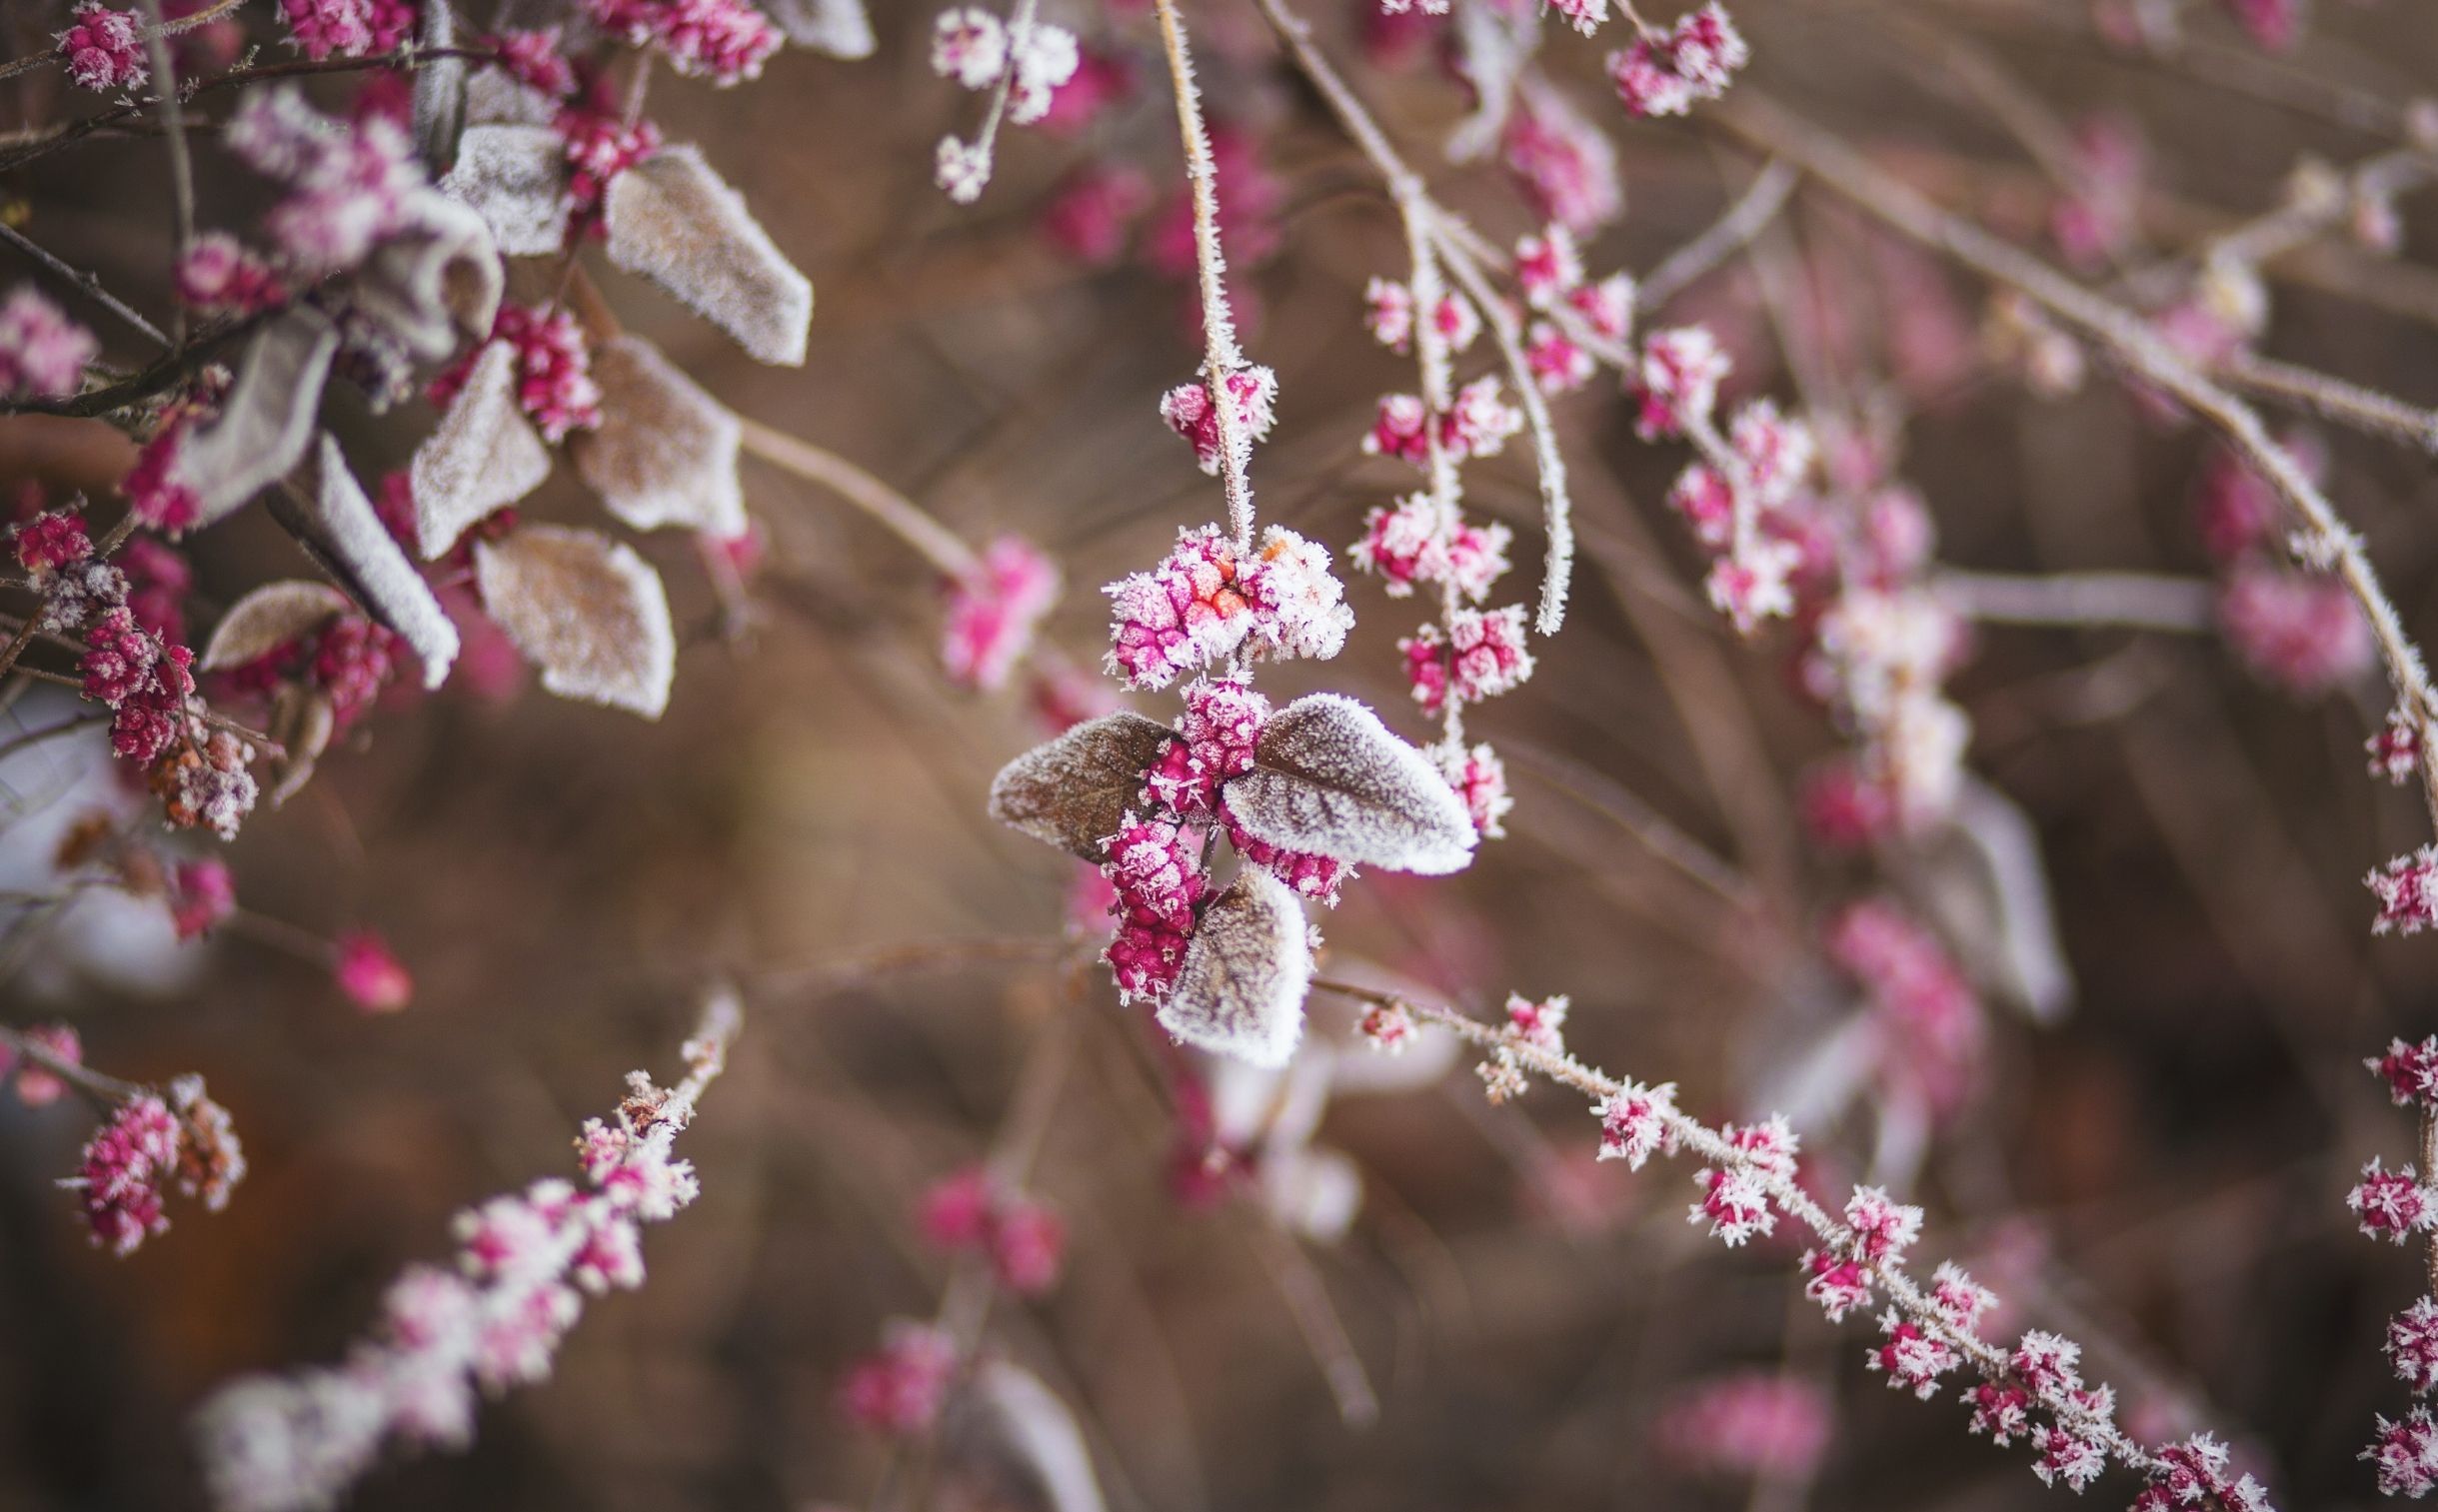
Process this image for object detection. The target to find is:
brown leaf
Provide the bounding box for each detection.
[987,712,1175,863]
[605,146,813,367]
[176,308,339,530]
[474,525,676,719]
[440,125,571,258]
[1227,694,1476,873]
[570,336,747,538]
[1159,869,1312,1068]
[273,433,460,689]
[199,582,351,672]
[409,341,551,560]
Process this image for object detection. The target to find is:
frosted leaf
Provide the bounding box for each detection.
[604,146,812,367]
[473,525,676,718]
[349,192,504,362]
[570,336,747,538]
[1159,868,1313,1069]
[959,1363,1108,1512]
[440,125,571,258]
[465,67,557,128]
[409,342,552,560]
[199,582,350,671]
[411,1,466,168]
[1226,694,1476,874]
[987,712,1175,864]
[272,433,460,689]
[178,308,340,530]
[762,0,875,56]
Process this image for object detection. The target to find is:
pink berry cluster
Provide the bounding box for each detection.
[277,0,416,62]
[929,5,1082,203]
[1161,367,1277,479]
[68,1076,246,1256]
[942,536,1061,693]
[2193,443,2371,699]
[583,0,778,85]
[0,285,98,402]
[196,1009,733,1512]
[1,1023,83,1106]
[1823,900,1985,1120]
[2355,1037,2438,1495]
[56,2,146,93]
[176,234,288,318]
[1607,3,1749,119]
[915,1164,1067,1295]
[1656,1371,1832,1481]
[221,611,411,734]
[1104,523,1352,691]
[1499,86,1623,236]
[1095,680,1344,1001]
[18,508,257,834]
[429,304,604,443]
[223,86,420,276]
[838,1321,960,1436]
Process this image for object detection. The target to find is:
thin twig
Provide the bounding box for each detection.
[0,221,172,350]
[1937,570,2220,635]
[1637,158,1801,311]
[736,416,980,580]
[1152,0,1258,551]
[2215,348,2438,455]
[130,0,194,341]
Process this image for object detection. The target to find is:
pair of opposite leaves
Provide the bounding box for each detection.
[990,694,1476,1067]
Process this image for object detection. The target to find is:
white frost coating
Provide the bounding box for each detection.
[474,526,677,719]
[604,147,813,367]
[1159,868,1313,1069]
[410,342,552,560]
[571,336,747,539]
[1226,693,1477,874]
[296,434,461,690]
[439,124,572,258]
[199,582,350,671]
[966,1363,1109,1512]
[178,308,340,530]
[762,0,876,56]
[463,67,558,128]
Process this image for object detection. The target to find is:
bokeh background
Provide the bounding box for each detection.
[6,1,2438,1508]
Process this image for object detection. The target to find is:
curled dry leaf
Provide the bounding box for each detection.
[440,125,572,259]
[272,433,460,689]
[176,308,340,530]
[1159,867,1314,1069]
[199,582,351,672]
[344,192,505,366]
[988,712,1175,864]
[571,336,748,538]
[410,341,552,560]
[1924,777,2076,1023]
[264,683,338,807]
[473,525,677,719]
[1226,694,1476,874]
[604,146,813,367]
[761,0,877,56]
